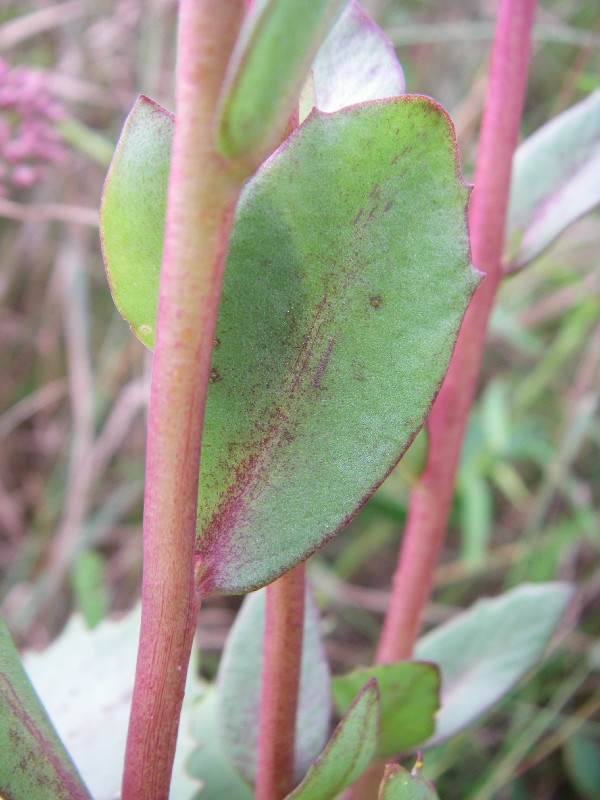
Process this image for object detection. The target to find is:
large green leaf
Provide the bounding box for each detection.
[332,662,439,758]
[506,89,600,269]
[285,678,380,800]
[311,0,405,112]
[101,95,477,596]
[217,587,331,786]
[414,583,573,745]
[217,0,345,165]
[377,764,439,800]
[0,618,92,800]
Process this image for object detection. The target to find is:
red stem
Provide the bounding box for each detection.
[376,0,537,662]
[256,564,307,800]
[121,2,244,798]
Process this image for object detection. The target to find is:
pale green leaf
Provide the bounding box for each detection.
[415,583,573,745]
[507,89,600,269]
[311,0,405,112]
[187,690,253,800]
[217,587,331,786]
[25,606,201,800]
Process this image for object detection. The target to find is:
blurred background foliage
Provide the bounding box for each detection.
[0,2,598,798]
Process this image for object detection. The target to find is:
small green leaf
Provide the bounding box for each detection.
[188,690,253,800]
[217,0,344,165]
[100,95,171,349]
[415,583,574,745]
[101,95,477,596]
[217,587,331,786]
[311,0,405,112]
[285,678,380,800]
[0,618,92,800]
[507,89,600,269]
[332,662,440,758]
[378,764,439,800]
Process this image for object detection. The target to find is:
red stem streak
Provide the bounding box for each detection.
[256,563,307,800]
[376,0,537,662]
[121,2,244,798]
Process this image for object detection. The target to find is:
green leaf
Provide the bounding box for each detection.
[0,617,92,800]
[414,583,574,745]
[507,89,600,269]
[332,662,440,758]
[100,95,171,349]
[101,95,477,596]
[285,678,380,800]
[311,0,405,112]
[217,0,344,165]
[377,764,439,800]
[217,586,331,786]
[188,689,253,800]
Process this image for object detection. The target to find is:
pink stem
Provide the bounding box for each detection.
[255,564,307,800]
[376,0,537,661]
[121,2,244,798]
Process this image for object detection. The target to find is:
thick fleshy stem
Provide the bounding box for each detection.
[121,2,245,799]
[375,0,538,667]
[256,563,307,800]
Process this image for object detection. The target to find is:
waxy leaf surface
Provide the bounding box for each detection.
[332,661,439,757]
[217,0,345,166]
[285,679,380,800]
[311,0,405,112]
[101,95,477,596]
[0,618,92,800]
[378,765,439,800]
[217,587,331,786]
[507,89,600,269]
[415,583,573,745]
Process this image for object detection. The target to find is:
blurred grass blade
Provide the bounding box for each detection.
[378,764,439,800]
[563,733,600,800]
[284,678,380,799]
[216,587,330,787]
[506,89,600,269]
[332,662,440,758]
[415,583,574,745]
[0,618,92,800]
[216,0,344,167]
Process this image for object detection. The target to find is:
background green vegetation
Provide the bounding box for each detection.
[0,2,598,798]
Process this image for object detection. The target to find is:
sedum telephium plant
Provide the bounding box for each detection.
[4,0,600,798]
